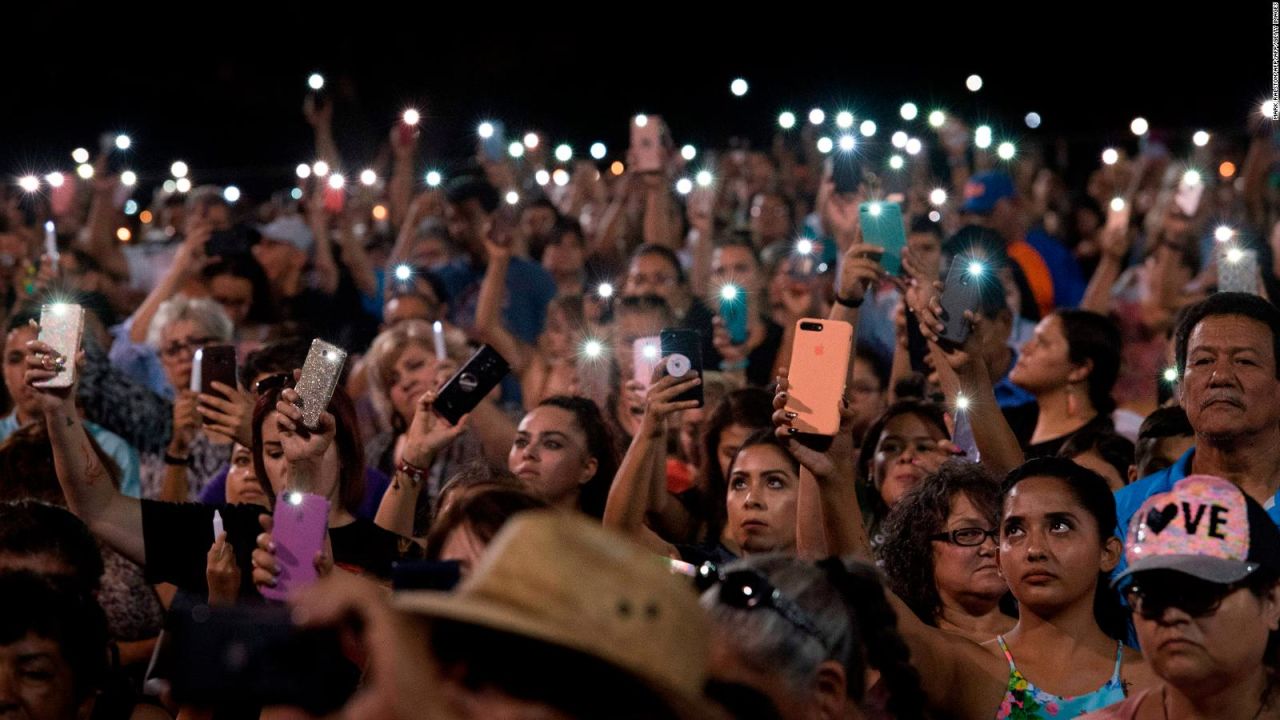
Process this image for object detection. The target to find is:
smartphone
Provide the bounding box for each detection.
[480,120,507,163]
[859,201,907,276]
[659,328,703,407]
[192,345,237,403]
[259,491,330,602]
[294,340,347,429]
[632,336,662,389]
[830,155,862,194]
[43,221,60,262]
[167,598,359,715]
[905,307,930,374]
[784,318,853,436]
[392,560,463,591]
[434,345,511,426]
[322,184,345,214]
[1219,246,1259,295]
[631,115,664,173]
[34,304,85,389]
[937,257,984,347]
[718,287,749,345]
[1174,174,1205,217]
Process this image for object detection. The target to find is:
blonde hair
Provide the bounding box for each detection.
[364,319,470,426]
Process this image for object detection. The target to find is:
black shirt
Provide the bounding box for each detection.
[1022,412,1113,459]
[140,500,420,596]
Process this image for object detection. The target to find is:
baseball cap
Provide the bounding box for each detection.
[256,215,314,255]
[1113,475,1280,587]
[961,171,1015,215]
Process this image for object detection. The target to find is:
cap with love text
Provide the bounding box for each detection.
[1113,474,1280,586]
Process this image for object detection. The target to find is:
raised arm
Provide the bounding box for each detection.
[603,368,701,555]
[375,390,468,539]
[473,236,532,375]
[29,342,145,564]
[1079,204,1131,314]
[127,225,209,344]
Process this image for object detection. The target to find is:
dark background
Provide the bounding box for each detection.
[2,3,1270,201]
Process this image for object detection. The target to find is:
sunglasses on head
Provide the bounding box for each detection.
[253,373,294,395]
[695,564,827,648]
[1124,570,1249,620]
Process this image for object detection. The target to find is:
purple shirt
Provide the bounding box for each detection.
[198,465,392,522]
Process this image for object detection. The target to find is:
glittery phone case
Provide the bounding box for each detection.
[35,304,84,389]
[294,340,347,429]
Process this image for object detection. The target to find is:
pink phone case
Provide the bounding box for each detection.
[784,318,854,436]
[632,336,661,388]
[259,492,330,601]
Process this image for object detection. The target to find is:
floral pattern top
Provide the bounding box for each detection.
[995,635,1126,719]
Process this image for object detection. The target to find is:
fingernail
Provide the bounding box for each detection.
[778,392,787,400]
[785,412,797,419]
[268,542,277,552]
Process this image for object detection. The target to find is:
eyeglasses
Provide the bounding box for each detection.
[1125,572,1248,620]
[929,527,999,547]
[699,566,827,649]
[160,336,217,360]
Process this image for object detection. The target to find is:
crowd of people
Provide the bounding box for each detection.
[2,79,1280,720]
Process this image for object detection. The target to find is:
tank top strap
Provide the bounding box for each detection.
[995,634,1017,670]
[1109,641,1125,681]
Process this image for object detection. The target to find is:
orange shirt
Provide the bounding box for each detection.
[1007,238,1055,317]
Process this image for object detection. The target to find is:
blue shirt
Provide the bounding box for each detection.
[433,256,557,345]
[107,319,174,400]
[0,414,141,498]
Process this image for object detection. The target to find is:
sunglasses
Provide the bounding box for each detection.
[253,373,294,395]
[1124,571,1248,620]
[695,565,827,648]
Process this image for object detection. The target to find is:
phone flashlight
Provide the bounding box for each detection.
[1215,226,1235,242]
[720,284,740,301]
[1226,247,1245,264]
[596,282,614,299]
[867,203,882,217]
[795,239,814,255]
[967,261,985,277]
[1110,197,1126,212]
[402,109,420,126]
[954,393,970,411]
[1163,367,1179,384]
[17,176,39,193]
[307,74,325,91]
[642,344,659,360]
[288,491,304,506]
[394,264,413,282]
[582,339,604,358]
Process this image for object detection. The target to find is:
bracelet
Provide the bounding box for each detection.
[834,293,864,309]
[164,453,189,467]
[395,458,429,488]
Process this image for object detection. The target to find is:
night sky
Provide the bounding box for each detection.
[3,3,1268,201]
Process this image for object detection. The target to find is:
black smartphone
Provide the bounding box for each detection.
[192,344,238,406]
[905,307,930,374]
[434,345,511,426]
[167,600,360,716]
[206,226,258,257]
[830,154,862,194]
[392,560,463,591]
[659,328,703,407]
[937,257,984,347]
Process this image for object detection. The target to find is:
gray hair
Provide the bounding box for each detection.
[146,295,234,349]
[700,554,855,696]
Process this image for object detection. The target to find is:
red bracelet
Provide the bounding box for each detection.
[396,458,429,488]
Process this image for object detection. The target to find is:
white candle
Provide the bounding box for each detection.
[432,321,447,361]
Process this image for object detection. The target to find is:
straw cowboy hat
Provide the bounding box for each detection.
[394,511,719,719]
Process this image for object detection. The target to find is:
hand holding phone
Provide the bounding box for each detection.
[784,319,853,436]
[34,304,85,389]
[718,285,749,345]
[434,345,511,426]
[1219,246,1260,295]
[660,329,703,407]
[936,257,985,347]
[259,492,331,602]
[294,340,347,430]
[859,201,907,276]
